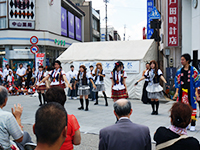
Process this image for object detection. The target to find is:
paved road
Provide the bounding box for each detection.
[3,95,200,149]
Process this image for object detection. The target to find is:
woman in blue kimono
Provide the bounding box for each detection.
[173,53,200,132]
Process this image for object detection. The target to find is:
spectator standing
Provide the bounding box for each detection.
[3,64,12,80]
[88,65,96,101]
[0,86,32,150]
[16,64,26,86]
[99,99,151,150]
[67,65,78,99]
[45,87,81,150]
[154,102,200,150]
[26,65,32,89]
[33,103,68,150]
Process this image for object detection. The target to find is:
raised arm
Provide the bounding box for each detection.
[38,75,50,86]
[134,76,146,86]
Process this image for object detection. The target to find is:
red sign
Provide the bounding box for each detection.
[30,45,39,54]
[30,36,39,45]
[143,27,146,39]
[167,0,179,47]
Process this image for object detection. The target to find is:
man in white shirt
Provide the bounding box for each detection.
[0,86,32,149]
[3,64,12,80]
[16,64,26,86]
[67,65,78,99]
[88,65,96,101]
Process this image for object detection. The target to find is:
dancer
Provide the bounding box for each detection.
[38,60,72,90]
[92,63,108,106]
[110,62,128,102]
[141,63,151,104]
[173,53,200,131]
[34,66,46,106]
[135,60,168,115]
[67,65,78,99]
[76,65,96,111]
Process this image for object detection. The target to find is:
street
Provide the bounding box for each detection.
[3,95,200,150]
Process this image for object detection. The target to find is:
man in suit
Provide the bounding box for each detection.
[99,99,151,150]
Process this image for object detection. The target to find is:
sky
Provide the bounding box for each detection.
[90,0,147,41]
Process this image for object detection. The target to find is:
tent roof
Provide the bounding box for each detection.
[57,39,155,62]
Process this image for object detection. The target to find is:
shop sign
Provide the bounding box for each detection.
[9,20,35,29]
[54,39,66,46]
[147,0,154,39]
[167,0,179,47]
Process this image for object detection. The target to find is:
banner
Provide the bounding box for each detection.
[2,58,8,72]
[167,0,179,47]
[73,61,140,73]
[147,0,154,39]
[68,11,74,39]
[61,7,67,36]
[35,53,45,73]
[75,16,82,41]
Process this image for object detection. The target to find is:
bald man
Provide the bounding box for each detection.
[99,99,151,150]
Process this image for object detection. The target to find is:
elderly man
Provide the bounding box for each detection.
[33,102,67,150]
[99,99,151,150]
[0,86,32,150]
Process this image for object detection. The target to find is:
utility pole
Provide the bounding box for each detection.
[123,24,126,41]
[104,0,109,41]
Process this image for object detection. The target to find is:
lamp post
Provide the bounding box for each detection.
[104,0,109,41]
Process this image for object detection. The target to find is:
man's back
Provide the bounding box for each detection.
[99,119,151,150]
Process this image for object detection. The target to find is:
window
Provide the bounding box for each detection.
[76,3,80,6]
[0,2,6,29]
[93,18,98,31]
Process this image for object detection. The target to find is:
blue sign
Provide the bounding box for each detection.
[147,0,154,39]
[149,7,161,20]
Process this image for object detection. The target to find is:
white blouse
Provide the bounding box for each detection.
[110,71,127,90]
[49,69,66,86]
[36,71,46,86]
[92,69,105,85]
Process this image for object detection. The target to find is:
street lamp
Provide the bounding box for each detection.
[104,0,109,41]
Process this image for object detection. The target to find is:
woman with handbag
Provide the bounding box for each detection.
[154,102,200,150]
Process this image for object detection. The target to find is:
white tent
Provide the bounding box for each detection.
[57,39,157,99]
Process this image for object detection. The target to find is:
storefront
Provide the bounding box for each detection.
[0,0,85,69]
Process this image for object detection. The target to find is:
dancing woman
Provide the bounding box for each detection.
[135,60,167,115]
[92,63,108,106]
[38,60,72,90]
[110,62,128,102]
[34,66,46,106]
[75,65,96,111]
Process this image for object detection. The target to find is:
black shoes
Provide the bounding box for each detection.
[78,106,84,110]
[39,104,42,106]
[94,102,98,105]
[105,103,108,106]
[151,111,158,115]
[85,108,89,111]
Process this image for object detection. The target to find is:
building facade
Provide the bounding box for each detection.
[101,27,121,41]
[71,0,101,42]
[0,0,84,69]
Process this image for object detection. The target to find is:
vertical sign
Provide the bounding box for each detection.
[35,53,45,73]
[75,16,82,41]
[167,0,179,47]
[2,58,8,72]
[68,11,74,39]
[147,0,154,39]
[61,7,67,36]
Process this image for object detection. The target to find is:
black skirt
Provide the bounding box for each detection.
[141,81,151,104]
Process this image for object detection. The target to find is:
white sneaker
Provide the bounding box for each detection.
[74,97,77,100]
[190,126,195,132]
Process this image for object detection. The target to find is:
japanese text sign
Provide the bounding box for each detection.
[147,0,154,39]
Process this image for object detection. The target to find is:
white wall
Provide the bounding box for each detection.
[182,0,192,55]
[35,0,61,35]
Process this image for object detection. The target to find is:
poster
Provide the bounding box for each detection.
[61,7,67,36]
[73,61,140,73]
[2,58,8,72]
[75,16,81,41]
[68,11,74,39]
[35,53,45,73]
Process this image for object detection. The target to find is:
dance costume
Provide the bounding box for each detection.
[175,66,200,126]
[110,70,128,99]
[49,68,66,89]
[92,69,108,105]
[144,69,163,115]
[36,71,46,105]
[77,72,91,110]
[141,70,151,104]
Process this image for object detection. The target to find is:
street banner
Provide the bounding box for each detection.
[75,16,82,41]
[2,58,8,72]
[73,61,140,73]
[61,7,67,36]
[68,11,74,39]
[167,0,179,47]
[35,53,45,73]
[147,0,154,39]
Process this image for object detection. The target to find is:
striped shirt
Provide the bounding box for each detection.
[0,108,24,150]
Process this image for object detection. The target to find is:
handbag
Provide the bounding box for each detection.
[156,135,188,150]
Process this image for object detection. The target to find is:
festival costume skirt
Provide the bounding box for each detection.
[92,84,105,92]
[37,85,46,91]
[111,89,129,99]
[146,83,163,99]
[51,83,66,89]
[141,81,151,104]
[78,85,90,96]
